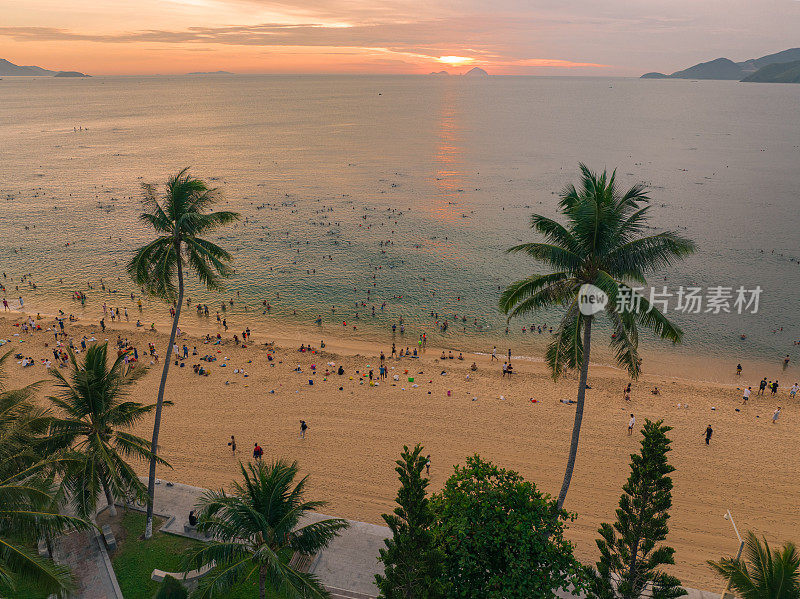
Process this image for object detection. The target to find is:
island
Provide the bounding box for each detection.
[741,60,800,83]
[428,70,450,76]
[54,71,91,77]
[464,67,489,76]
[1,59,90,77]
[640,47,800,82]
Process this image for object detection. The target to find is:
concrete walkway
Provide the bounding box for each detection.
[144,478,388,598]
[48,527,123,599]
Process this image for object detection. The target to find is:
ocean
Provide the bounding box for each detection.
[1,74,799,379]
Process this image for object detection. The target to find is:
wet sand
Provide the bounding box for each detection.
[2,310,798,590]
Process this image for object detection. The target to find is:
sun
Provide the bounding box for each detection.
[436,56,474,67]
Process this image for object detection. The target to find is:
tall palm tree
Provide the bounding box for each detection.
[184,460,349,599]
[709,532,800,599]
[128,167,239,538]
[500,164,695,510]
[47,342,168,520]
[0,351,87,597]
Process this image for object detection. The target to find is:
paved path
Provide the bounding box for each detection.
[143,478,388,598]
[51,528,121,599]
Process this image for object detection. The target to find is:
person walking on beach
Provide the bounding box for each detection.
[790,383,798,399]
[100,318,105,332]
[736,363,742,376]
[628,414,635,436]
[299,420,308,439]
[742,386,751,404]
[391,343,397,358]
[228,435,237,454]
[772,407,782,424]
[704,425,713,445]
[425,455,431,476]
[491,346,498,361]
[253,443,263,460]
[784,355,790,370]
[771,380,779,395]
[758,377,767,395]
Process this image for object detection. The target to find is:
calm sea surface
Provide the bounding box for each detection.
[1,75,799,377]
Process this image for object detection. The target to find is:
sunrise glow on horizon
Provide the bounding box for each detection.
[0,0,798,76]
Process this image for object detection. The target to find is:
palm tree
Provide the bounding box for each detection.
[47,342,169,520]
[0,351,87,597]
[709,532,800,599]
[500,164,695,510]
[128,167,239,538]
[184,460,349,599]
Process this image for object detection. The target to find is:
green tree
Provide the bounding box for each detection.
[0,351,87,597]
[592,420,685,599]
[128,167,239,538]
[709,532,800,599]
[183,460,349,599]
[376,444,443,599]
[431,455,583,599]
[47,342,169,519]
[500,164,695,509]
[156,575,189,599]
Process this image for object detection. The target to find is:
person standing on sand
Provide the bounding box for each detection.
[758,377,767,395]
[743,386,751,404]
[736,363,742,376]
[391,343,397,358]
[228,435,237,454]
[772,407,782,424]
[492,346,498,361]
[784,355,790,370]
[771,380,779,395]
[300,420,308,439]
[425,455,431,476]
[628,414,635,436]
[704,425,713,445]
[253,443,263,460]
[790,383,798,399]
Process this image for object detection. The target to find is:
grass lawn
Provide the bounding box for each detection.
[112,511,261,599]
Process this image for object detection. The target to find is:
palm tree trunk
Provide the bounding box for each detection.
[259,566,266,599]
[144,243,184,539]
[556,315,592,511]
[102,478,117,517]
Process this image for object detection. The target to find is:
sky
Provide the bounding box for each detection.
[1,0,799,76]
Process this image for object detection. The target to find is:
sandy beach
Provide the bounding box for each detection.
[2,309,798,590]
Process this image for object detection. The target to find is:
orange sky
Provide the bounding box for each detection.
[1,0,798,75]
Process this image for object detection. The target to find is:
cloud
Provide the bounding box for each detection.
[0,18,610,69]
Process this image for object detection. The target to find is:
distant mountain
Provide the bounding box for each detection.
[428,70,450,76]
[669,57,743,80]
[741,60,800,83]
[0,58,56,76]
[54,71,90,78]
[743,48,800,71]
[187,70,234,75]
[464,67,489,76]
[640,48,800,82]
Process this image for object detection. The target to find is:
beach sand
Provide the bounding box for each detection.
[2,311,798,590]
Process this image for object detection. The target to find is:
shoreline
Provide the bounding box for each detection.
[3,294,796,388]
[2,309,799,590]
